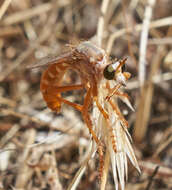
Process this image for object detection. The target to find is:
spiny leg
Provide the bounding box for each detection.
[94,96,117,153]
[94,97,109,119]
[109,99,128,128]
[46,84,84,112]
[114,91,130,99]
[105,81,127,100]
[81,88,104,178]
[106,82,129,128]
[56,96,83,112]
[105,84,121,101]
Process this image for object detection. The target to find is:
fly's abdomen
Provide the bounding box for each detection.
[40,64,67,112]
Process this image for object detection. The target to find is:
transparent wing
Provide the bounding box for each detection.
[27,52,72,69]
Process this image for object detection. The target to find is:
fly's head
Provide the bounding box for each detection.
[103,58,131,86]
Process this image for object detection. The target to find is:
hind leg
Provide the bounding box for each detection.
[45,84,84,112]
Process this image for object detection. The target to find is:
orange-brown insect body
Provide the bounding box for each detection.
[40,41,108,112]
[31,41,131,179]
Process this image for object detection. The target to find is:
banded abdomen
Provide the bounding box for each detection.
[40,63,68,112]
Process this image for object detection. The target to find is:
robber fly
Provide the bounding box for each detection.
[29,41,131,177]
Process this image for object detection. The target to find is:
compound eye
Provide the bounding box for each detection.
[103,64,115,80]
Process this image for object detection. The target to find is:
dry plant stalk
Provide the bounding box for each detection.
[30,41,140,190]
[138,0,156,86]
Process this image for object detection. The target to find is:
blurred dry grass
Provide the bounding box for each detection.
[0,0,172,189]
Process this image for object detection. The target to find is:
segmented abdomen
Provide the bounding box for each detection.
[40,64,67,112]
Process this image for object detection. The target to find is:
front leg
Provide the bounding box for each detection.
[105,81,129,128]
[105,84,121,101]
[94,96,117,153]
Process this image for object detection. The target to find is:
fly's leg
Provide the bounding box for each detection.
[44,84,84,112]
[94,97,117,153]
[105,84,121,101]
[56,96,83,112]
[114,91,129,99]
[81,88,104,179]
[94,97,109,119]
[106,82,129,128]
[108,99,128,128]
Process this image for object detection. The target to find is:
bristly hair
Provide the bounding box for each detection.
[94,78,140,190]
[68,78,140,190]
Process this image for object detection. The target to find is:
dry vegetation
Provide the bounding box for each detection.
[0,0,172,189]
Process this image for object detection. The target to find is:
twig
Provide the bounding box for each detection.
[97,1,111,189]
[2,3,52,25]
[0,108,72,134]
[106,16,172,54]
[15,129,36,188]
[0,26,22,38]
[67,142,95,190]
[0,0,12,20]
[100,150,110,190]
[122,0,137,68]
[134,46,165,142]
[0,124,20,147]
[0,96,16,107]
[97,0,110,47]
[148,37,172,45]
[145,166,160,190]
[129,0,139,10]
[139,0,156,86]
[154,133,172,157]
[139,161,172,178]
[0,2,58,82]
[126,72,172,90]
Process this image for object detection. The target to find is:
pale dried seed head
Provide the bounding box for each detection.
[68,77,140,190]
[68,71,140,190]
[93,78,140,190]
[67,43,140,189]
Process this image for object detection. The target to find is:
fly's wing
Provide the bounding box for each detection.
[27,52,72,69]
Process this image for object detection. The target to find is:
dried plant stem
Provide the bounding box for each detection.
[0,108,71,134]
[0,124,20,147]
[0,26,22,37]
[145,166,160,190]
[96,1,111,189]
[139,0,156,86]
[139,161,172,178]
[0,0,12,20]
[67,142,95,190]
[0,96,16,107]
[15,129,36,188]
[0,4,58,82]
[154,134,172,157]
[134,46,165,142]
[100,150,110,190]
[121,0,138,68]
[129,0,139,10]
[126,72,172,90]
[97,0,110,47]
[106,16,172,54]
[2,3,52,25]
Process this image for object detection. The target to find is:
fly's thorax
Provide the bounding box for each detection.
[76,41,106,63]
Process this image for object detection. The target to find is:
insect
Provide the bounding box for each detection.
[29,41,132,177]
